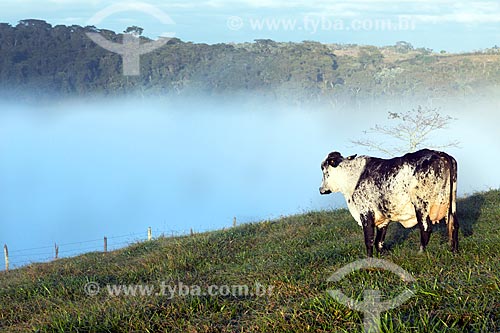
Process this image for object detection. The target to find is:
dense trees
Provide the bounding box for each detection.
[0,19,499,101]
[0,20,339,99]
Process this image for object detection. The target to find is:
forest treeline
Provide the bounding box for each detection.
[1,19,500,102]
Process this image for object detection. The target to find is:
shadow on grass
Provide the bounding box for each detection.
[384,193,485,250]
[385,224,415,251]
[455,193,485,237]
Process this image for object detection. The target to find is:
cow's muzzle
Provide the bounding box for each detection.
[319,187,332,195]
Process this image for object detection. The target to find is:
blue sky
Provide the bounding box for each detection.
[1,0,500,52]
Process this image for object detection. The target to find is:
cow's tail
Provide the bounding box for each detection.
[446,154,459,253]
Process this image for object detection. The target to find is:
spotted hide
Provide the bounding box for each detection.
[319,149,458,257]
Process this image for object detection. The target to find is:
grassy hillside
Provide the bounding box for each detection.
[1,190,499,332]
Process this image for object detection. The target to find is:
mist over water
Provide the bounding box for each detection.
[0,95,498,266]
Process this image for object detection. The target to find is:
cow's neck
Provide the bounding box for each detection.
[337,158,366,198]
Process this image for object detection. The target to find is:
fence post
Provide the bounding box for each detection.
[233,217,237,227]
[104,236,107,253]
[148,227,152,241]
[54,243,59,259]
[3,244,8,272]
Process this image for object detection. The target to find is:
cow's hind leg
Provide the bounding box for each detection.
[375,225,388,254]
[449,212,459,253]
[415,207,432,253]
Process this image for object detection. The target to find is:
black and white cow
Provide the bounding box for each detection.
[319,149,458,257]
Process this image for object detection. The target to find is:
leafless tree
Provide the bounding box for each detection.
[351,106,460,157]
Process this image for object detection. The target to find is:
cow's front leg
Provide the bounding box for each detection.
[374,225,388,254]
[415,207,432,253]
[361,212,375,257]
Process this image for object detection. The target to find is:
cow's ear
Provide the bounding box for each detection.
[328,156,343,167]
[346,154,357,160]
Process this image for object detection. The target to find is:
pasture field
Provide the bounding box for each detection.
[0,190,499,332]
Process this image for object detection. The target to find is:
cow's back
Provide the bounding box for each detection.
[352,149,455,227]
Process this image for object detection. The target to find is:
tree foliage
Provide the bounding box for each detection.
[1,19,500,102]
[124,26,143,36]
[0,20,339,100]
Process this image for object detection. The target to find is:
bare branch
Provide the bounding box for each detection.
[350,106,460,156]
[349,139,398,157]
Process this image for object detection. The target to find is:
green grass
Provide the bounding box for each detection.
[1,190,499,332]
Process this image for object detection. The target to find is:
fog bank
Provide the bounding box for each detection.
[0,95,498,266]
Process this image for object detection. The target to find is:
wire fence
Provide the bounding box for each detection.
[2,220,238,271]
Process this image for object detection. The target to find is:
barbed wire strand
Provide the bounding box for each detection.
[2,226,223,270]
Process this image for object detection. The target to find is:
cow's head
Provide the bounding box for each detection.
[319,151,357,195]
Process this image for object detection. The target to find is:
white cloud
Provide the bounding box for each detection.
[405,1,500,24]
[5,0,500,25]
[184,0,500,25]
[415,12,500,24]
